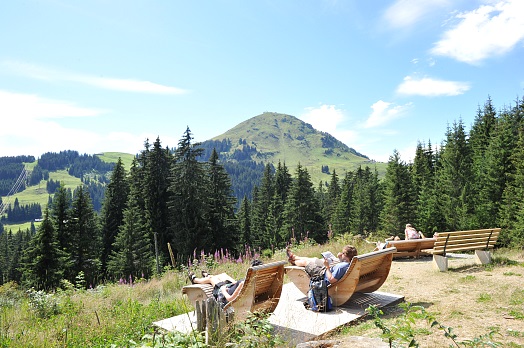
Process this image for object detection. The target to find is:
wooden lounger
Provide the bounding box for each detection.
[285,247,396,306]
[385,238,436,259]
[182,260,286,322]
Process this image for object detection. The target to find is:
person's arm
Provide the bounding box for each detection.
[323,258,339,284]
[221,281,244,302]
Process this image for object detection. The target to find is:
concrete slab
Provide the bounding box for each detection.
[153,283,404,345]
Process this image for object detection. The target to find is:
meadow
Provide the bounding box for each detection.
[1,234,523,347]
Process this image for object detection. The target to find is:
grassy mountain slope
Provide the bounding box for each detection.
[212,112,386,182]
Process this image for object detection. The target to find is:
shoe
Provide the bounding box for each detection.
[201,270,209,278]
[286,246,296,265]
[188,271,196,284]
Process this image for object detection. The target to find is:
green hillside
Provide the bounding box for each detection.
[1,153,134,232]
[212,112,386,183]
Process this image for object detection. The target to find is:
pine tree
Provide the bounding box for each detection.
[100,158,129,277]
[325,170,341,227]
[50,185,72,254]
[207,148,238,252]
[20,210,68,290]
[168,127,210,258]
[251,164,274,248]
[143,137,172,265]
[379,150,415,236]
[107,183,154,280]
[237,196,252,248]
[436,120,473,230]
[69,185,101,287]
[281,164,324,243]
[332,171,354,235]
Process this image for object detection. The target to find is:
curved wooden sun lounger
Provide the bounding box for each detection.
[384,238,436,259]
[285,247,396,306]
[182,260,286,322]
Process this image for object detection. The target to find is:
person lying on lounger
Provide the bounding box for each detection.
[188,259,263,307]
[286,245,357,284]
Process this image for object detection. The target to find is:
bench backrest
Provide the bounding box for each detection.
[224,260,286,320]
[433,228,500,256]
[327,247,396,305]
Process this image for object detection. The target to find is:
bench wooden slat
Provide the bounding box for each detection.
[285,247,396,306]
[430,228,501,271]
[181,260,286,323]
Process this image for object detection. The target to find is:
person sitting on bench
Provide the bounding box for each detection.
[286,245,357,284]
[405,223,425,240]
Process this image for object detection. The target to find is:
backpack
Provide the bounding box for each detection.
[304,278,333,312]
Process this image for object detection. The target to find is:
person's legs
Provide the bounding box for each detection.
[286,246,318,266]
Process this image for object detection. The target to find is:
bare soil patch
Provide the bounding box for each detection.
[333,250,524,347]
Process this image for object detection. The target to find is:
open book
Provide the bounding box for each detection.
[320,251,340,265]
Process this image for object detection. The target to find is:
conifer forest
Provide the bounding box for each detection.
[1,97,524,291]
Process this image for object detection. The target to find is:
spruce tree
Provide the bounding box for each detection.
[107,184,154,280]
[20,210,68,290]
[143,137,172,265]
[281,164,324,243]
[237,196,252,248]
[168,127,210,258]
[100,158,129,277]
[379,150,415,236]
[251,164,274,248]
[207,148,238,252]
[69,186,101,287]
[436,120,473,230]
[332,171,354,235]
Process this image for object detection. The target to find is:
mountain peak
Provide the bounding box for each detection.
[210,112,380,181]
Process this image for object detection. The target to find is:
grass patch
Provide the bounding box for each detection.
[459,275,476,282]
[503,271,522,276]
[477,293,492,303]
[96,152,135,169]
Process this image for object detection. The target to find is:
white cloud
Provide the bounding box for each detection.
[364,100,412,128]
[384,0,450,28]
[2,60,189,95]
[431,0,524,64]
[300,105,358,147]
[396,75,470,96]
[0,90,103,121]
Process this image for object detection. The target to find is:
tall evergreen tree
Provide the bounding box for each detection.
[281,164,324,243]
[332,171,354,235]
[436,120,473,230]
[207,148,238,252]
[143,137,172,265]
[69,186,101,287]
[100,158,129,277]
[168,127,209,258]
[20,210,68,290]
[379,150,415,235]
[251,164,274,248]
[237,196,252,248]
[107,177,154,280]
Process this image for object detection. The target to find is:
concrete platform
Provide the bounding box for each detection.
[153,283,404,345]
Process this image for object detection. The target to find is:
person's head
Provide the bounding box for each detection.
[251,259,263,267]
[406,223,412,228]
[341,245,357,260]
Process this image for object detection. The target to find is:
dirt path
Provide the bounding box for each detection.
[333,251,524,347]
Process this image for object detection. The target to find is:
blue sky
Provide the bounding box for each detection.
[1,0,523,163]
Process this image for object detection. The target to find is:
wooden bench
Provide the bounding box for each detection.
[385,238,436,259]
[182,260,286,322]
[285,247,396,306]
[429,228,501,271]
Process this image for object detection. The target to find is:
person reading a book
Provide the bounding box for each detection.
[286,245,357,284]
